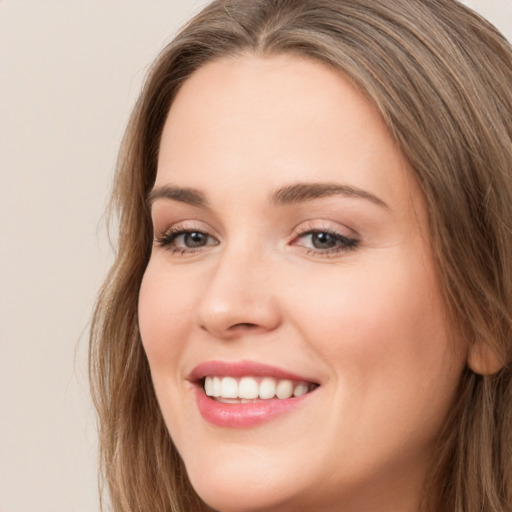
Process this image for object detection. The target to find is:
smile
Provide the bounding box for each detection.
[203,376,315,401]
[190,361,319,427]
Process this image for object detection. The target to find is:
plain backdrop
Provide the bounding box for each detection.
[0,1,511,511]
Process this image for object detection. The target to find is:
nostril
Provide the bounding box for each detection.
[199,322,257,333]
[228,322,259,331]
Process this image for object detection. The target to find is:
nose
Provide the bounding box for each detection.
[195,249,281,339]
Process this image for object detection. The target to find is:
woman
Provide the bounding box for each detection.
[89,1,512,511]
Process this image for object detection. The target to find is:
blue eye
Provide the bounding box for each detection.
[309,232,340,249]
[175,231,209,248]
[155,228,218,253]
[154,225,357,256]
[295,229,358,254]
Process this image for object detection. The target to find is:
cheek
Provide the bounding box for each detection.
[138,260,197,368]
[284,252,464,415]
[287,260,440,350]
[283,255,465,474]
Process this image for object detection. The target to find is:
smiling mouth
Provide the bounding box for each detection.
[203,376,318,402]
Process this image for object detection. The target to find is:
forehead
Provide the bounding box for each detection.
[156,53,420,215]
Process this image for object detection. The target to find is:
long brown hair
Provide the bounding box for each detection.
[89,1,512,510]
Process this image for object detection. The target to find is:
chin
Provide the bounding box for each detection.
[185,457,305,512]
[192,481,286,512]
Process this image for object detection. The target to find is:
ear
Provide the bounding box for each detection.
[467,342,505,375]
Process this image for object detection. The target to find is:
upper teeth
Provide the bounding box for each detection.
[204,376,311,400]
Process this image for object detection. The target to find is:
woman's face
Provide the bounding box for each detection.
[139,54,467,512]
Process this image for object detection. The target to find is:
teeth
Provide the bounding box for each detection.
[213,376,221,397]
[203,376,314,400]
[293,383,309,397]
[276,379,293,399]
[205,376,214,396]
[239,377,259,399]
[220,376,238,398]
[259,377,276,399]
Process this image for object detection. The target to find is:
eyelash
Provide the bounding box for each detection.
[154,225,216,255]
[292,225,359,255]
[154,224,359,256]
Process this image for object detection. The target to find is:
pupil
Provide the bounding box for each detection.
[185,232,206,247]
[312,232,337,249]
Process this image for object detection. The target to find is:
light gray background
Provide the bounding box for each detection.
[1,1,510,511]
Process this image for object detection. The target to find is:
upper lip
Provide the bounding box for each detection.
[188,360,319,384]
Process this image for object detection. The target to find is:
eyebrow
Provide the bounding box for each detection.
[147,185,208,208]
[270,182,389,208]
[147,182,388,209]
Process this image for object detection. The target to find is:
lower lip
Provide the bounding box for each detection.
[194,387,311,428]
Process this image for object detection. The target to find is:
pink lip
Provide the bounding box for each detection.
[188,360,316,382]
[188,360,318,428]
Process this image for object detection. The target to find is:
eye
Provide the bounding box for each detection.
[308,232,342,249]
[292,227,358,255]
[155,226,219,254]
[175,231,210,248]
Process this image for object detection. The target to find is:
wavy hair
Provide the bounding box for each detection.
[90,1,512,510]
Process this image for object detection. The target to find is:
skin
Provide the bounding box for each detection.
[138,54,468,512]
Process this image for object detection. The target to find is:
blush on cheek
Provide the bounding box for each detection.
[139,272,175,360]
[295,258,449,380]
[139,266,203,372]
